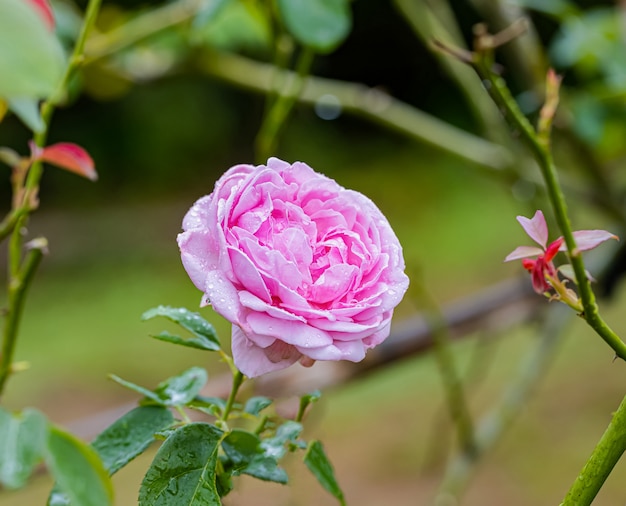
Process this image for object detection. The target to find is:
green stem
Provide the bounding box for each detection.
[221,370,244,422]
[255,47,315,163]
[473,56,626,361]
[0,240,46,397]
[561,393,626,505]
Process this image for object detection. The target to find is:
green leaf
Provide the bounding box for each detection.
[193,0,271,52]
[193,0,232,30]
[142,306,220,351]
[0,407,48,489]
[0,0,65,99]
[109,374,164,404]
[150,330,219,352]
[304,440,346,506]
[153,367,209,406]
[8,97,44,132]
[244,396,272,416]
[187,396,226,417]
[92,406,175,474]
[48,407,175,506]
[139,422,224,506]
[45,426,113,506]
[221,429,287,483]
[260,421,302,460]
[277,0,351,53]
[110,368,208,407]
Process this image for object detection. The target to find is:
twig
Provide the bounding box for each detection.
[199,50,514,171]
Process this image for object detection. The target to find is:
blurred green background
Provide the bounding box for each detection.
[4,0,626,504]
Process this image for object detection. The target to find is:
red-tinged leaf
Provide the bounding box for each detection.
[35,142,97,181]
[504,245,544,262]
[27,0,54,31]
[559,230,618,252]
[516,210,548,248]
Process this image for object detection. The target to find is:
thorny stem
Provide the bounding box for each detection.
[0,0,102,399]
[561,393,626,505]
[472,48,626,362]
[465,31,626,506]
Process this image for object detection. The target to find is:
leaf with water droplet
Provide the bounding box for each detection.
[260,421,303,460]
[142,306,220,351]
[221,429,287,484]
[92,406,175,474]
[139,423,223,506]
[152,367,208,407]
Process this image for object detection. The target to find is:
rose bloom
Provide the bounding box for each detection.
[178,158,409,377]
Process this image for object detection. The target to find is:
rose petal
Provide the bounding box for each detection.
[298,339,366,362]
[228,247,271,303]
[246,312,333,348]
[504,245,544,262]
[231,326,300,378]
[517,210,548,248]
[177,230,217,291]
[561,230,618,252]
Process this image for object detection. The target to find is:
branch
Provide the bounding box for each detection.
[198,50,514,172]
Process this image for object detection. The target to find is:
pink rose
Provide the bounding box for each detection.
[178,158,409,377]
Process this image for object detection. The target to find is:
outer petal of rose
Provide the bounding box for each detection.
[298,339,366,362]
[362,319,392,348]
[231,326,300,378]
[504,245,544,262]
[178,230,215,291]
[558,230,618,252]
[203,270,243,324]
[517,211,548,248]
[246,312,333,348]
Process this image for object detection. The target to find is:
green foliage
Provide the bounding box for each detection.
[0,407,47,489]
[110,367,208,407]
[193,0,271,52]
[304,440,346,506]
[142,306,221,351]
[243,396,273,416]
[45,426,113,506]
[221,429,288,483]
[139,423,224,506]
[276,0,352,53]
[91,406,175,474]
[0,0,65,100]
